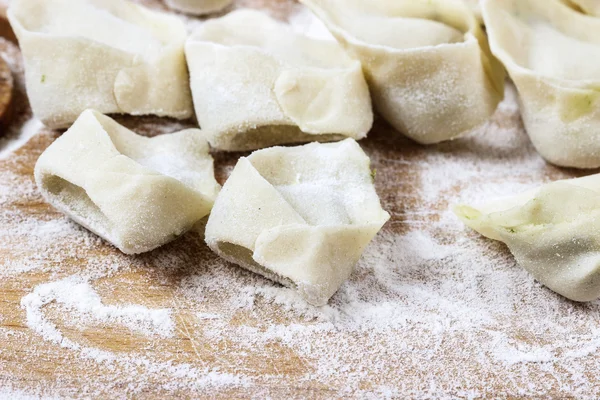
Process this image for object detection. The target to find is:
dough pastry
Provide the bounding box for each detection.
[563,0,600,16]
[482,0,600,168]
[205,139,390,305]
[455,174,600,302]
[185,9,373,151]
[464,0,483,24]
[164,0,232,15]
[300,0,504,144]
[35,110,220,255]
[8,0,193,129]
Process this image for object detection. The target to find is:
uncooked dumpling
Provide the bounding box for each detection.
[455,174,600,302]
[482,0,600,168]
[35,110,220,255]
[185,9,373,151]
[8,0,193,129]
[205,139,390,306]
[164,0,232,15]
[464,0,483,24]
[300,0,504,144]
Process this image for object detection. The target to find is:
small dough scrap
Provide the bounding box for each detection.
[455,174,600,302]
[205,139,390,305]
[164,0,232,15]
[8,0,193,129]
[482,0,600,168]
[300,0,504,144]
[35,110,220,255]
[185,9,373,151]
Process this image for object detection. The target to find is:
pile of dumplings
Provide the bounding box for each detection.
[7,0,600,305]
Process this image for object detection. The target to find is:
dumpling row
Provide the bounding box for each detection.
[9,0,503,147]
[35,110,389,306]
[11,0,397,306]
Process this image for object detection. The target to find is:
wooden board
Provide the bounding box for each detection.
[2,1,600,398]
[0,54,12,127]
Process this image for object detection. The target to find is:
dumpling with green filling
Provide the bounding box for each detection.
[300,0,504,144]
[8,0,193,128]
[205,139,390,306]
[482,0,600,168]
[455,174,600,302]
[35,110,220,254]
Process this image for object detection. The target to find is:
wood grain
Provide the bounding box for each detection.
[1,1,600,399]
[0,2,16,44]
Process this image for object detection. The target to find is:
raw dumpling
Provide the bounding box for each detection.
[300,0,504,144]
[482,0,600,168]
[464,0,483,24]
[563,0,600,16]
[455,174,600,302]
[35,110,220,255]
[205,139,390,305]
[8,0,193,129]
[185,9,373,151]
[164,0,232,15]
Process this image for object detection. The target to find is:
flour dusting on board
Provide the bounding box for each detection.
[2,1,600,398]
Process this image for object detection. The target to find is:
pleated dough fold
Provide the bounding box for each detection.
[164,0,232,15]
[205,139,390,306]
[8,0,193,129]
[300,0,504,144]
[35,110,220,255]
[482,0,600,168]
[185,9,373,151]
[455,174,600,302]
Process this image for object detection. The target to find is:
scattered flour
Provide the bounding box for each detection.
[22,276,175,338]
[2,1,600,399]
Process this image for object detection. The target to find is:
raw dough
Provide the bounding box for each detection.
[455,174,600,302]
[482,0,600,168]
[205,139,390,306]
[8,0,193,129]
[35,110,220,254]
[185,9,373,151]
[300,0,504,144]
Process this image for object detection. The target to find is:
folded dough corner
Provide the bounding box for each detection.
[185,9,373,151]
[8,0,193,129]
[300,0,505,145]
[482,0,600,168]
[34,110,220,255]
[205,139,390,306]
[454,174,600,302]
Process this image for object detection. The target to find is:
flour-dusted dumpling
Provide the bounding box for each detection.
[464,0,483,24]
[455,174,600,302]
[35,110,220,254]
[482,0,600,168]
[185,9,373,151]
[8,0,193,129]
[205,139,390,305]
[300,0,504,144]
[164,0,232,15]
[563,0,600,16]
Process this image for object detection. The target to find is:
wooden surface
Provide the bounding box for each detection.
[0,54,12,127]
[2,1,600,398]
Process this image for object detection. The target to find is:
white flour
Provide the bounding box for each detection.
[2,1,600,398]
